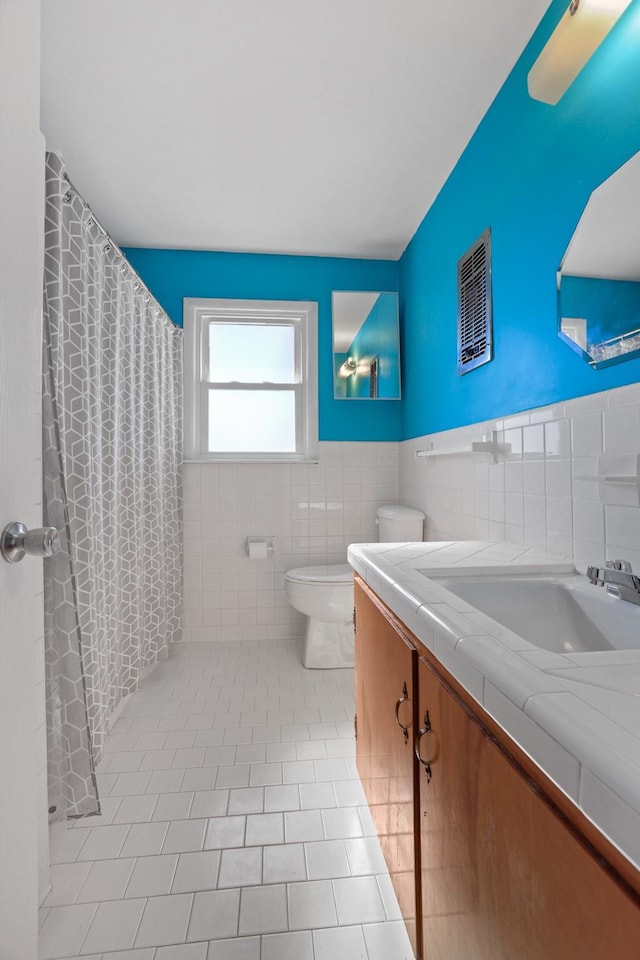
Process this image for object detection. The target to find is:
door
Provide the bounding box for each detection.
[0,0,46,956]
[417,656,640,959]
[417,656,485,958]
[354,580,420,958]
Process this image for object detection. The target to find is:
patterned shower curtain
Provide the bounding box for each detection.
[43,152,183,819]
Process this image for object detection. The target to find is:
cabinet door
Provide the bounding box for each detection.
[355,581,419,957]
[417,656,640,959]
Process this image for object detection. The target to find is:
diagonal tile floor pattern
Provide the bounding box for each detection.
[39,639,416,960]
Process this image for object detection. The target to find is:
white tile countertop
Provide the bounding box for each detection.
[348,540,640,873]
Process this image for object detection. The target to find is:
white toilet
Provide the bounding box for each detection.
[285,504,425,669]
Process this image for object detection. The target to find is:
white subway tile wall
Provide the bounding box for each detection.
[183,443,400,641]
[400,383,640,570]
[183,384,640,643]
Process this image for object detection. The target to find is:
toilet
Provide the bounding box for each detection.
[285,504,425,669]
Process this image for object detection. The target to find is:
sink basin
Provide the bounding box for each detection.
[425,572,640,654]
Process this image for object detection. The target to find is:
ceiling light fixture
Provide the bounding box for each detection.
[338,357,357,378]
[527,0,632,105]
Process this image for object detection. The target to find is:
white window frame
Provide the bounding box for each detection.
[183,298,318,462]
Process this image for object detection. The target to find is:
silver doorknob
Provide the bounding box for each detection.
[1,522,60,563]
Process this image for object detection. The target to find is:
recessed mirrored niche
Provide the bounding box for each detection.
[558,150,640,369]
[332,291,400,399]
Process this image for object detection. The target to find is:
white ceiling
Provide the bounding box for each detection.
[40,0,551,260]
[333,292,380,352]
[562,149,640,282]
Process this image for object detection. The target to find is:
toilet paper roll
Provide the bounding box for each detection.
[248,540,268,560]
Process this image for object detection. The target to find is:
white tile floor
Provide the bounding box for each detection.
[39,639,416,960]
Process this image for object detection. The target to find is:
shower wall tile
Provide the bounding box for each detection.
[183,443,400,641]
[400,384,640,570]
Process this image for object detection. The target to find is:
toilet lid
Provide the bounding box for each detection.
[286,563,353,584]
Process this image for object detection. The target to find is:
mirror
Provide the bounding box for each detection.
[332,291,400,399]
[558,150,640,369]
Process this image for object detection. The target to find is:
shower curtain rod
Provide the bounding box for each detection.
[59,166,176,327]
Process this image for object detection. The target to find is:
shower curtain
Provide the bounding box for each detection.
[43,152,183,819]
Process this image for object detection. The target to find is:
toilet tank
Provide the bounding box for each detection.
[376,504,425,542]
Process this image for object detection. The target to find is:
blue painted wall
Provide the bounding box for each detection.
[561,276,640,346]
[400,0,640,440]
[123,248,400,441]
[344,293,400,399]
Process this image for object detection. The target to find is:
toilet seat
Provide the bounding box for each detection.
[285,563,353,585]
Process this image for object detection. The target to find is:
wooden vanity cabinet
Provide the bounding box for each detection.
[417,655,640,960]
[355,576,640,960]
[354,579,421,959]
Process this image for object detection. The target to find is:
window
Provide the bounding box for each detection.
[183,298,318,462]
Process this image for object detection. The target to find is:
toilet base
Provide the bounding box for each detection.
[302,616,354,669]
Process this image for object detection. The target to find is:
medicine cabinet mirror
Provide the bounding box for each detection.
[558,150,640,369]
[332,291,400,399]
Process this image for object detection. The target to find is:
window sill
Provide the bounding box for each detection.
[183,455,320,465]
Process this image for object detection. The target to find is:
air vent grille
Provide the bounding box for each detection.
[457,228,492,374]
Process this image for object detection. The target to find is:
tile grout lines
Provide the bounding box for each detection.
[39,638,415,960]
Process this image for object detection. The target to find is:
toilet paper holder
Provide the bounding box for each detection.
[246,537,274,559]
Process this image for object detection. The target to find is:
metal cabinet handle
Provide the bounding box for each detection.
[415,710,438,783]
[1,522,60,563]
[395,681,410,744]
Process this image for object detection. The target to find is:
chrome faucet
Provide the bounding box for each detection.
[586,559,640,606]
